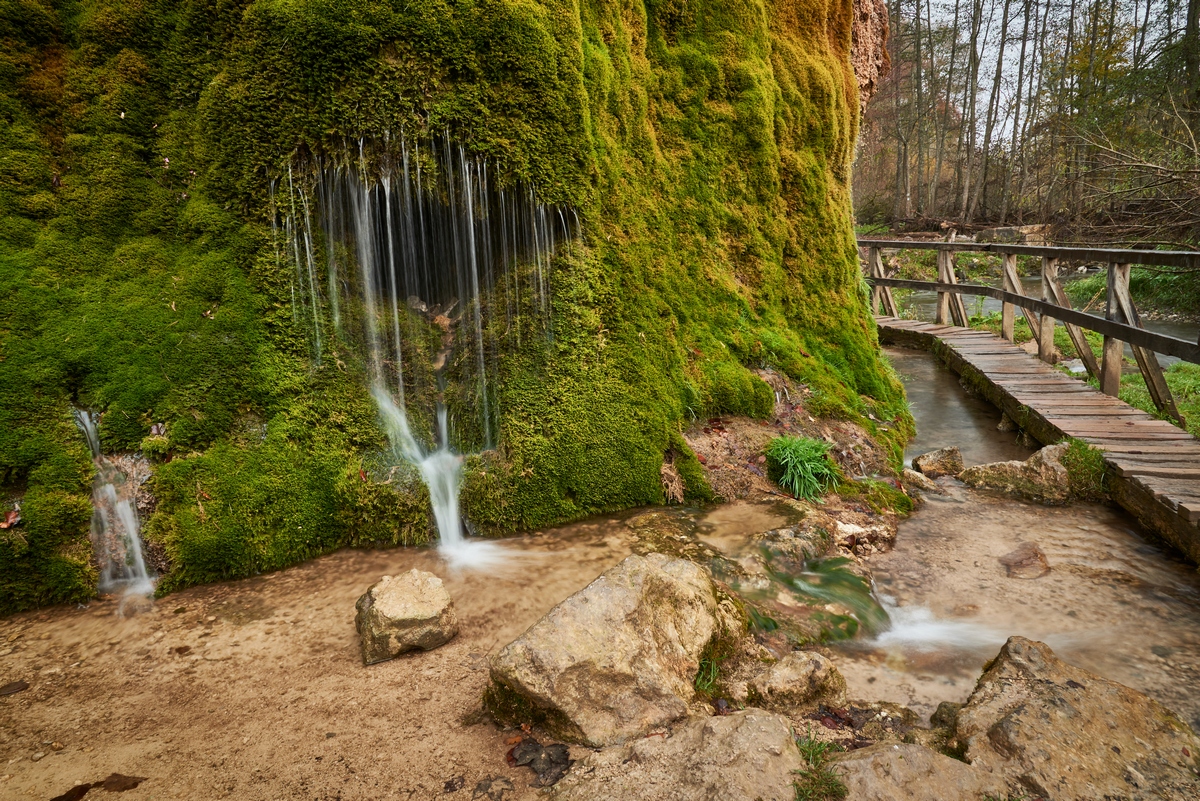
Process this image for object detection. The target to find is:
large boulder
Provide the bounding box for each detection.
[957,442,1071,504]
[487,553,719,746]
[354,570,458,665]
[956,636,1200,800]
[835,743,1007,800]
[911,447,963,479]
[747,651,847,709]
[547,709,803,801]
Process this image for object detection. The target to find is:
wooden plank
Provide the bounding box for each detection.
[1092,443,1200,454]
[1109,464,1200,480]
[1078,433,1198,443]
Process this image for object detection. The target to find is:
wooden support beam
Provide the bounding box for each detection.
[1000,254,1015,341]
[1101,263,1126,397]
[1000,254,1040,344]
[1044,264,1101,380]
[935,249,950,325]
[1038,256,1057,364]
[867,247,899,318]
[1110,268,1184,425]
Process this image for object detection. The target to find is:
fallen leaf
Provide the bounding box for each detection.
[0,680,29,696]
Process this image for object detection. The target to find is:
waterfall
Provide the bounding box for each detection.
[275,135,578,565]
[71,409,155,600]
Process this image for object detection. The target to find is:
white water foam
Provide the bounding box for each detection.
[867,594,1006,653]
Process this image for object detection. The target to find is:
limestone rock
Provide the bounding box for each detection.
[835,742,1007,800]
[912,447,963,479]
[487,553,718,746]
[956,636,1200,800]
[851,0,890,113]
[957,442,1071,504]
[747,651,847,709]
[901,468,943,495]
[548,709,803,801]
[354,570,458,665]
[998,541,1051,579]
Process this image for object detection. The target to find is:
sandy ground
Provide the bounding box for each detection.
[0,517,645,801]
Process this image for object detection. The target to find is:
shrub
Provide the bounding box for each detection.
[766,436,842,500]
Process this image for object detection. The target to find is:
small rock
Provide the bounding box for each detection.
[50,742,63,751]
[746,651,847,709]
[834,742,1007,800]
[999,542,1051,579]
[355,570,458,665]
[958,443,1071,504]
[997,413,1019,432]
[912,447,963,479]
[31,752,45,762]
[930,701,962,729]
[901,468,943,495]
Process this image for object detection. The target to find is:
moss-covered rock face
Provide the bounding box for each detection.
[0,0,906,612]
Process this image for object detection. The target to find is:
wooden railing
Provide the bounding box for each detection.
[858,238,1200,425]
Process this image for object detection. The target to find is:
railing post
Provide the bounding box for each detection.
[1000,254,1016,341]
[1101,262,1128,396]
[935,248,949,325]
[1038,256,1057,363]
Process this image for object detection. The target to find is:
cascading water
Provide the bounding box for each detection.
[71,409,155,600]
[276,135,578,566]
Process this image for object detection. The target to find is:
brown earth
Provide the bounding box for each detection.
[0,518,643,801]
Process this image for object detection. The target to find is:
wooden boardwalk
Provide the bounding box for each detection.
[876,316,1200,566]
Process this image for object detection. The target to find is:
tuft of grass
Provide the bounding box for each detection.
[1059,438,1109,501]
[694,656,721,695]
[766,437,843,501]
[793,729,846,801]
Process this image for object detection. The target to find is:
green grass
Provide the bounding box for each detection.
[1065,267,1200,317]
[766,436,843,500]
[1059,438,1109,501]
[793,729,846,801]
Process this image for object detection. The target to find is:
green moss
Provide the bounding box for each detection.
[836,477,913,515]
[482,679,581,742]
[1,0,907,608]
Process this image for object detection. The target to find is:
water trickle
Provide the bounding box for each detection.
[71,410,155,602]
[276,135,578,565]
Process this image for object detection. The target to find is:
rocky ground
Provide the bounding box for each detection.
[4,403,1200,800]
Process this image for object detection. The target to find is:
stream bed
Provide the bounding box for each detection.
[831,347,1200,729]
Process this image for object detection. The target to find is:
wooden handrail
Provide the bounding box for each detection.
[857,238,1200,270]
[866,277,1200,364]
[858,238,1195,425]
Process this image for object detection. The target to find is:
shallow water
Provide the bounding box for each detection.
[832,347,1200,728]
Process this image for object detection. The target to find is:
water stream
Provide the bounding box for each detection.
[832,347,1200,727]
[275,136,577,566]
[71,410,155,602]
